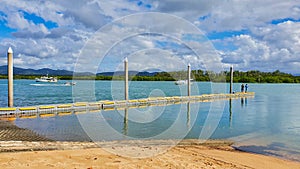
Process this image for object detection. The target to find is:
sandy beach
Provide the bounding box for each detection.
[0,139,299,169]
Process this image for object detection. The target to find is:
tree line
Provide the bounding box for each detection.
[144,69,300,83]
[0,69,299,83]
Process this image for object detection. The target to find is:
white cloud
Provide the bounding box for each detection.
[126,48,185,72]
[14,54,41,66]
[152,0,217,22]
[96,0,143,18]
[220,21,300,73]
[192,0,300,32]
[0,0,300,74]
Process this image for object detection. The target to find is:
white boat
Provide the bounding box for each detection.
[64,81,76,86]
[174,79,193,85]
[35,74,58,83]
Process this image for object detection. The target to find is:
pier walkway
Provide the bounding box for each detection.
[0,92,254,120]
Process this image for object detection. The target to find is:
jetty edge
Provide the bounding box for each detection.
[0,92,254,119]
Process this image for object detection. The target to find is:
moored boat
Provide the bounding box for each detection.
[64,81,76,86]
[35,74,58,83]
[175,79,193,85]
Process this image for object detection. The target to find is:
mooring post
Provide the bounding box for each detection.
[230,66,233,94]
[7,47,13,107]
[187,63,191,97]
[124,57,128,101]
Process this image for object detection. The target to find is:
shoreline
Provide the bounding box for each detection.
[0,139,299,169]
[1,120,300,164]
[0,139,234,152]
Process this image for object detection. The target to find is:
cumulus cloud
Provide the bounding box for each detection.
[0,0,299,74]
[220,21,300,73]
[73,12,222,73]
[193,0,300,32]
[58,1,112,30]
[125,48,186,72]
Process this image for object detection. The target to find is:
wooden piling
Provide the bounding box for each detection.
[230,66,233,94]
[124,57,128,100]
[7,47,13,107]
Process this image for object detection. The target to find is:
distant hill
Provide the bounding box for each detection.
[0,66,157,76]
[97,71,157,76]
[0,65,93,76]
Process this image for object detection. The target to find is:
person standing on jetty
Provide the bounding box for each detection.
[241,84,245,92]
[245,84,248,92]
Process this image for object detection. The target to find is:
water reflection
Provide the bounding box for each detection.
[240,97,247,107]
[241,97,244,106]
[229,98,232,128]
[121,103,192,137]
[123,108,128,135]
[13,99,248,142]
[187,102,190,129]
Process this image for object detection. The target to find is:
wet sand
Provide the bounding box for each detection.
[0,140,300,169]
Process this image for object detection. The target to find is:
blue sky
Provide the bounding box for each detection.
[21,11,58,29]
[0,0,300,74]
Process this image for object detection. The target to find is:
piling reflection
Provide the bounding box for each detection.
[122,102,193,137]
[240,97,248,107]
[187,102,190,129]
[241,97,244,106]
[229,98,232,128]
[123,108,128,136]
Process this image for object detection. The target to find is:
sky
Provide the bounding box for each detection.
[0,0,300,74]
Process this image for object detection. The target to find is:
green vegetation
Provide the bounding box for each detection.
[0,69,299,83]
[227,70,300,83]
[154,69,300,83]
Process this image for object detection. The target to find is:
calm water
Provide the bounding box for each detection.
[1,80,300,161]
